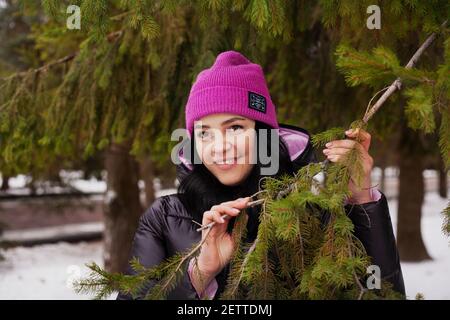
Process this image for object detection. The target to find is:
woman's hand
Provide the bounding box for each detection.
[322,128,374,204]
[192,197,250,289]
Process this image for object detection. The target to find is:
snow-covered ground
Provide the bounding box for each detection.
[0,190,448,300]
[0,241,108,299]
[389,192,450,300]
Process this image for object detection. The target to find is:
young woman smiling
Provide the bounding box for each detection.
[117,51,405,300]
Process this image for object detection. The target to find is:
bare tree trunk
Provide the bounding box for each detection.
[155,164,176,189]
[397,121,431,262]
[438,156,448,199]
[103,143,143,273]
[1,175,9,191]
[139,156,156,209]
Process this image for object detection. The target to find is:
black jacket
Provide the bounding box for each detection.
[117,124,405,299]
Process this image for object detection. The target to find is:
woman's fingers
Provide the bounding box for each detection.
[201,197,250,231]
[325,139,356,150]
[323,147,352,157]
[323,135,366,163]
[211,204,240,215]
[345,128,371,151]
[211,205,241,216]
[203,206,239,223]
[203,210,225,225]
[221,197,251,209]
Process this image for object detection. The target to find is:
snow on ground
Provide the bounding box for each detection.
[389,192,450,300]
[0,241,112,300]
[1,171,177,196]
[0,190,448,300]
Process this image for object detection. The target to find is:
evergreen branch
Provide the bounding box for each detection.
[348,242,367,300]
[110,10,134,21]
[442,202,450,237]
[144,227,214,299]
[0,30,123,82]
[362,20,448,124]
[74,262,135,299]
[222,239,258,299]
[296,215,305,273]
[0,53,77,82]
[220,211,249,299]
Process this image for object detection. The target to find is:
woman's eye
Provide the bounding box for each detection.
[197,130,210,139]
[229,125,244,132]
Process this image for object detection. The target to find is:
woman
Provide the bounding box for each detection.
[117,51,405,300]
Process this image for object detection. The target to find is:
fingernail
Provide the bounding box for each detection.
[325,142,332,147]
[232,208,240,213]
[345,130,352,134]
[220,217,225,223]
[323,149,329,154]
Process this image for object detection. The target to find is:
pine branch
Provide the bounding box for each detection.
[442,202,450,237]
[362,20,448,124]
[0,53,77,82]
[0,30,123,82]
[221,239,257,299]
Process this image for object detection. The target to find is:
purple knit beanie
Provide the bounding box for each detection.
[185,50,279,135]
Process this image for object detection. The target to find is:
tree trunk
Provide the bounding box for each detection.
[155,163,176,189]
[103,143,143,273]
[139,156,156,209]
[438,156,448,199]
[397,121,431,262]
[1,175,9,191]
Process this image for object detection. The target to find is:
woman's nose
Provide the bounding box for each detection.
[212,136,233,157]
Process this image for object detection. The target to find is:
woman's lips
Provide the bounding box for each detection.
[214,157,240,170]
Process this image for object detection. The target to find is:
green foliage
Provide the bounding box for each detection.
[335,37,449,171]
[75,238,203,300]
[404,87,435,133]
[41,0,63,20]
[437,38,450,169]
[3,0,447,175]
[320,0,449,41]
[442,203,450,238]
[220,210,249,299]
[311,127,346,148]
[336,45,400,88]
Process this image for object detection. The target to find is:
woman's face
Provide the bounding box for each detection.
[194,113,256,186]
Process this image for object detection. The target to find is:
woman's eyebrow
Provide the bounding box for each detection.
[194,117,246,129]
[221,117,246,126]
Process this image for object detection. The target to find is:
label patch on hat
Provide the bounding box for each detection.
[248,91,267,113]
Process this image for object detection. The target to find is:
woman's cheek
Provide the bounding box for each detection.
[199,144,214,166]
[239,131,256,165]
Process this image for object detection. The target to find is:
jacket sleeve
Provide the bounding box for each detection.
[116,200,200,300]
[344,191,406,296]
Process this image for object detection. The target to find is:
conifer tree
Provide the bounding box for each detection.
[1,0,448,285]
[73,6,449,299]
